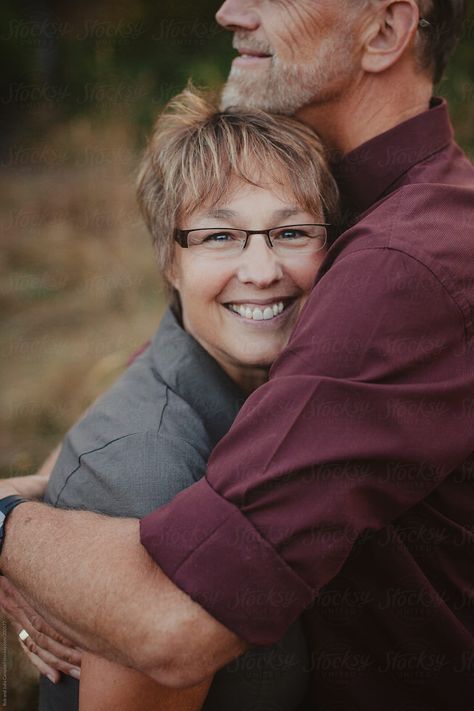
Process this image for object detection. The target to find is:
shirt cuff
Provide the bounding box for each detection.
[140,477,314,645]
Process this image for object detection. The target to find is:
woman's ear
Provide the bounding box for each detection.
[165,269,179,292]
[166,267,178,290]
[361,0,419,74]
[164,252,180,291]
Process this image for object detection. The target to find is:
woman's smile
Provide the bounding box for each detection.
[223,297,297,323]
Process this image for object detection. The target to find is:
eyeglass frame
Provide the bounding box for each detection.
[173,223,331,251]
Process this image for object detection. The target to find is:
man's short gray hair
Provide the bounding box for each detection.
[415,0,466,84]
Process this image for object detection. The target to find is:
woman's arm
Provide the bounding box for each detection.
[79,652,212,711]
[5,445,61,500]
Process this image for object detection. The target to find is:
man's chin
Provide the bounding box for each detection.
[220,77,259,111]
[220,80,292,115]
[220,70,315,116]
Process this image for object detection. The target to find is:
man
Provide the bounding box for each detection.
[1,1,472,708]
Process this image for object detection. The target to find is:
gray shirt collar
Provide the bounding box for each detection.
[151,307,246,445]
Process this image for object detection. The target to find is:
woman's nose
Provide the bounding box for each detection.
[216,0,260,31]
[236,235,284,287]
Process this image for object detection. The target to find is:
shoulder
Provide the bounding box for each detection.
[46,427,209,517]
[61,338,212,457]
[280,244,467,384]
[322,183,474,339]
[45,343,213,516]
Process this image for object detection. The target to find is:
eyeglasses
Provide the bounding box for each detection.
[418,18,431,29]
[174,224,329,257]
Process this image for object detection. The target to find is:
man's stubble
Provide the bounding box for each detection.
[221,34,359,115]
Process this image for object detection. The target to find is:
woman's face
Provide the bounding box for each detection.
[169,176,327,388]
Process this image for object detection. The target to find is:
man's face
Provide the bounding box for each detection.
[217,0,364,114]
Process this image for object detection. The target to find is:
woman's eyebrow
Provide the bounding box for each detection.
[203,208,237,220]
[201,206,305,222]
[272,207,305,220]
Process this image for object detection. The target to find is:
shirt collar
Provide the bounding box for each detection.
[151,306,246,446]
[332,97,454,216]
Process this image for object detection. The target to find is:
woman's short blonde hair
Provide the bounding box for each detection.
[137,85,339,295]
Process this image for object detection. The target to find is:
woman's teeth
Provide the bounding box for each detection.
[227,301,286,321]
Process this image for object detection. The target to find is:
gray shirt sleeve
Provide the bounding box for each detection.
[45,430,208,518]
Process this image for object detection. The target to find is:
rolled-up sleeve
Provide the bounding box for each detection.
[140,246,474,644]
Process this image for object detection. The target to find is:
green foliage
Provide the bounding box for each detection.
[437,2,474,156]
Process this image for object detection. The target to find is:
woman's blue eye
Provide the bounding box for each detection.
[278,229,307,239]
[204,232,233,242]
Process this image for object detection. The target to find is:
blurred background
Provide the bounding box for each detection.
[1,0,473,707]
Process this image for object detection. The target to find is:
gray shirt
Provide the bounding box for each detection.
[40,307,309,711]
[46,306,245,517]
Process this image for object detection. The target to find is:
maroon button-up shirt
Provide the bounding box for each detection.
[141,99,474,709]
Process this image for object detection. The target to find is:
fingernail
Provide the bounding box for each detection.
[69,668,81,680]
[47,674,57,684]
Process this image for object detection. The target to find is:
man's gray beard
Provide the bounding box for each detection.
[221,41,355,115]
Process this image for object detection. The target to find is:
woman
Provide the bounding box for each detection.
[34,87,339,711]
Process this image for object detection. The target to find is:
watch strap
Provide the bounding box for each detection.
[0,495,27,559]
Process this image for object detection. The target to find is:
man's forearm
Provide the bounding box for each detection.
[1,503,245,686]
[2,503,153,663]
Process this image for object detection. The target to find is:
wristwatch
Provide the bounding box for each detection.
[0,495,27,558]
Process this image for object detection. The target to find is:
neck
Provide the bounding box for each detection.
[180,306,269,396]
[297,70,433,156]
[224,363,269,395]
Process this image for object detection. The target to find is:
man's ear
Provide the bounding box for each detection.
[361,0,420,74]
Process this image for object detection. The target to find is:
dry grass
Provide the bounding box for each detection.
[1,116,166,709]
[1,116,166,480]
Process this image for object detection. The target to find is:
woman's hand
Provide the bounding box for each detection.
[0,576,82,683]
[0,445,61,501]
[0,473,48,500]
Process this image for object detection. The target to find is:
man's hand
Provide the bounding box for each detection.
[1,504,246,687]
[0,446,80,681]
[0,577,82,683]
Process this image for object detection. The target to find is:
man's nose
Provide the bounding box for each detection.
[236,235,284,287]
[216,0,259,31]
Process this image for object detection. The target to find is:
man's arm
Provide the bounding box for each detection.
[1,501,246,687]
[139,247,474,644]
